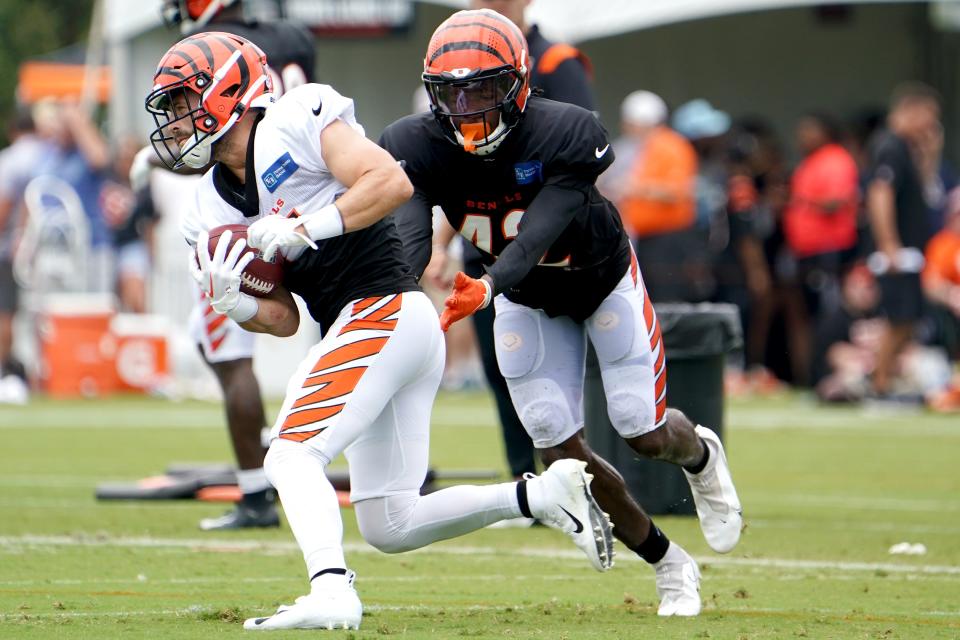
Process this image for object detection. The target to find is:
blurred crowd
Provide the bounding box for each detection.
[594,82,960,410]
[1,79,960,411]
[0,98,157,401]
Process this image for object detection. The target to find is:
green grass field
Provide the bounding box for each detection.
[1,391,958,639]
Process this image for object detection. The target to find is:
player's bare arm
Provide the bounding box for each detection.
[320,119,414,231]
[237,285,300,337]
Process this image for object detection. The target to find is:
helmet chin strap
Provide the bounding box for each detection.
[456,119,508,156]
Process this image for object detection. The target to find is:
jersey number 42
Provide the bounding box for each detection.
[460,210,570,267]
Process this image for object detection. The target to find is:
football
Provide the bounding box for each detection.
[206,224,284,298]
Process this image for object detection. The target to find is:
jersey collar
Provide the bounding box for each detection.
[212,112,263,218]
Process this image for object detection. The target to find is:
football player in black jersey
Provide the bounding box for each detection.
[433,0,595,497]
[145,0,317,531]
[382,9,744,616]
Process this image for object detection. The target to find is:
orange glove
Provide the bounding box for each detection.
[439,271,492,332]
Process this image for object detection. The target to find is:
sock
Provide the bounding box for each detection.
[264,440,346,581]
[236,467,270,492]
[516,479,534,519]
[629,523,671,564]
[309,567,349,591]
[683,437,710,475]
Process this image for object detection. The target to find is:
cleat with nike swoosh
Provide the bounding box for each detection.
[527,459,615,571]
[243,571,362,630]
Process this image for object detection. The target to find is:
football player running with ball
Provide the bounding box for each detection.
[381,9,743,617]
[145,32,613,631]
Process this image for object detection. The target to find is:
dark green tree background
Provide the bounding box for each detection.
[0,0,95,143]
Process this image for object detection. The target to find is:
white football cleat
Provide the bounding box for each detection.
[527,459,615,572]
[243,571,362,631]
[654,543,701,616]
[683,425,743,553]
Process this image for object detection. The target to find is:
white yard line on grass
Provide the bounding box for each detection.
[746,493,960,513]
[2,570,958,589]
[747,518,960,535]
[1,602,958,622]
[5,491,958,515]
[2,534,958,577]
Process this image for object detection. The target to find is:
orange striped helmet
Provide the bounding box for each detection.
[145,31,274,169]
[423,9,530,155]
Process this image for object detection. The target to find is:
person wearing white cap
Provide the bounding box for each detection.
[599,91,699,301]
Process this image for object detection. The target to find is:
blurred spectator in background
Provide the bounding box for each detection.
[31,99,113,294]
[922,187,960,361]
[102,136,157,313]
[600,91,703,301]
[914,119,956,235]
[470,0,594,111]
[812,264,882,401]
[729,119,791,387]
[422,0,595,492]
[783,112,860,383]
[675,100,778,393]
[0,107,49,398]
[866,82,941,397]
[923,190,960,412]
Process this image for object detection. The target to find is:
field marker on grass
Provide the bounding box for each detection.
[2,534,959,577]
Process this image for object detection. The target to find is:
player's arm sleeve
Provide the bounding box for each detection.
[868,138,905,190]
[487,110,613,293]
[486,184,584,294]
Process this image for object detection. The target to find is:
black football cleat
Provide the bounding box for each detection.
[199,503,280,531]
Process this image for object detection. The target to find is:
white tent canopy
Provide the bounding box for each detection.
[428,0,931,42]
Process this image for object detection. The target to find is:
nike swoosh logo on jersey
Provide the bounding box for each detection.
[312,101,323,116]
[594,144,610,159]
[559,506,584,533]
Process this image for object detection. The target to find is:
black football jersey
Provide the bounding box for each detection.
[380,97,630,321]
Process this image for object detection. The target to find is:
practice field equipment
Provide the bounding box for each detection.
[95,464,501,502]
[95,464,238,501]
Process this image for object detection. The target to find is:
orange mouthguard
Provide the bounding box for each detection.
[459,122,486,152]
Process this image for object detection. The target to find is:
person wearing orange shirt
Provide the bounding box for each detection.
[923,188,960,348]
[784,113,859,264]
[783,112,860,384]
[601,91,699,301]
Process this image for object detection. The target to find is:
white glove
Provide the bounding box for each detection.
[247,215,317,262]
[129,146,155,192]
[196,229,258,321]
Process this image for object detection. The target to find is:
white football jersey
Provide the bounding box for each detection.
[179,83,365,262]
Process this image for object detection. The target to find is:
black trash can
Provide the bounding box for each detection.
[583,303,742,515]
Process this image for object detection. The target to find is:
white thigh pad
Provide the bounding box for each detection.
[494,310,542,379]
[588,294,636,364]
